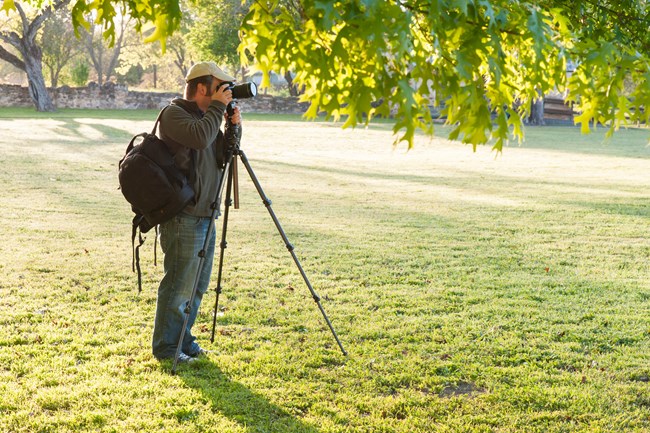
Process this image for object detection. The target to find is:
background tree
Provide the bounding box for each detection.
[163,30,193,79]
[185,0,304,91]
[528,90,545,126]
[69,58,89,85]
[117,10,196,90]
[80,14,135,86]
[0,0,71,111]
[116,36,189,89]
[40,8,82,87]
[186,0,250,80]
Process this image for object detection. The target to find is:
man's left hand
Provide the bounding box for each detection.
[227,106,242,125]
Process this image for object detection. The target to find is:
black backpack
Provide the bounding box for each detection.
[118,104,195,291]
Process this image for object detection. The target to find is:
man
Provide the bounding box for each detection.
[152,61,242,362]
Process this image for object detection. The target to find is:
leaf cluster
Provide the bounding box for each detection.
[561,0,650,136]
[68,0,181,51]
[239,0,650,149]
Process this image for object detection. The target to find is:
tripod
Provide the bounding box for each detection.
[172,119,347,374]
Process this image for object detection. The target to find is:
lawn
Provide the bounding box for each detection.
[0,108,649,432]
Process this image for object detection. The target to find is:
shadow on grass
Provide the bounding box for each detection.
[568,199,650,218]
[507,125,650,159]
[178,360,320,433]
[0,107,161,120]
[55,118,137,142]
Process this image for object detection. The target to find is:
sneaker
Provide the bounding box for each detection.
[175,352,196,363]
[189,347,210,358]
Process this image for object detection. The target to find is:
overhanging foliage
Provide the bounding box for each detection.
[3,0,648,148]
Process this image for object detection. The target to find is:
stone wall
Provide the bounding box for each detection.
[0,84,34,107]
[0,82,309,114]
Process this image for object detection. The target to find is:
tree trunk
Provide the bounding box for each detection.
[528,90,545,126]
[24,53,55,111]
[20,35,54,111]
[0,0,69,112]
[284,71,299,97]
[46,63,61,88]
[84,26,105,86]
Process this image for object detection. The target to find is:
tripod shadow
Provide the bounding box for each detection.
[178,359,321,433]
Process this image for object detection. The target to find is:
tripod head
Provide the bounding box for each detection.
[226,100,237,117]
[223,102,242,209]
[224,103,241,149]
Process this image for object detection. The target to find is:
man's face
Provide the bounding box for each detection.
[205,78,225,97]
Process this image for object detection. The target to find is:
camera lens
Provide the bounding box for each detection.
[231,82,257,99]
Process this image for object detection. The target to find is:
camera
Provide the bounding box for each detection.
[219,81,257,116]
[220,81,257,99]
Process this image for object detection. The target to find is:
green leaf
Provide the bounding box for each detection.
[574,109,594,134]
[1,0,15,14]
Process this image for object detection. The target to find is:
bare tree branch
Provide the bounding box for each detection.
[0,43,25,69]
[0,31,22,49]
[28,0,72,41]
[14,2,30,40]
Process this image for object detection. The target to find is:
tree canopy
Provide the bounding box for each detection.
[240,0,650,149]
[2,0,649,148]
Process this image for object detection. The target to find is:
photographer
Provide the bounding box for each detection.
[152,62,242,363]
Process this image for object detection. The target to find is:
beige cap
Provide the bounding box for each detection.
[185,61,235,82]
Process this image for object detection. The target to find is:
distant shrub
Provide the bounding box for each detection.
[70,61,89,87]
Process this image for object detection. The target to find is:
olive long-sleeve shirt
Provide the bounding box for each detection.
[157,98,227,217]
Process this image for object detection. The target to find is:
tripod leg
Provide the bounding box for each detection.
[237,149,347,356]
[211,159,235,343]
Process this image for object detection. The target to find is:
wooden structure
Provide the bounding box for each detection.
[543,97,574,124]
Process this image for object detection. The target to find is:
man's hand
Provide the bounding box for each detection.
[212,83,233,106]
[226,106,242,125]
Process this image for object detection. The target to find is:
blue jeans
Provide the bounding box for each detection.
[152,213,215,359]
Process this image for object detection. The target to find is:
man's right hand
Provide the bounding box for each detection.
[212,83,233,106]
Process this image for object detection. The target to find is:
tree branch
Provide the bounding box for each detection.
[28,0,72,42]
[0,30,22,49]
[14,2,30,40]
[0,44,26,70]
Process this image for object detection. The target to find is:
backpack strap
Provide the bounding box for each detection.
[161,101,198,200]
[119,133,147,169]
[131,214,146,293]
[151,106,168,135]
[154,225,159,267]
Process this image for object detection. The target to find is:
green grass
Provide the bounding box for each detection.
[0,111,649,432]
[0,106,305,122]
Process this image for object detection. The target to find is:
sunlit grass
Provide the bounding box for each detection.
[0,112,648,432]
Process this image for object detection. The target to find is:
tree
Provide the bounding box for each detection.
[40,9,81,87]
[163,31,192,79]
[284,71,300,97]
[528,90,545,126]
[117,9,196,90]
[186,0,251,80]
[0,0,71,111]
[80,14,135,86]
[69,58,88,85]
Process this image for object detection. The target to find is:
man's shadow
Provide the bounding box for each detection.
[178,359,321,433]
